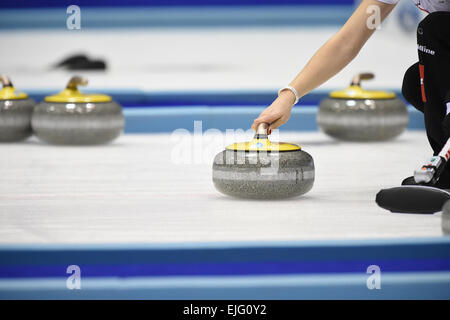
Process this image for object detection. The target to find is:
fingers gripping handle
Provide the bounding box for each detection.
[254,122,270,139]
[256,123,269,135]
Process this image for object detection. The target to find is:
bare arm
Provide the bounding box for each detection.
[252,0,397,132]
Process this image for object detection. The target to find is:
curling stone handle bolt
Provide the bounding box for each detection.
[0,75,13,88]
[350,72,375,86]
[66,76,88,90]
[256,122,270,135]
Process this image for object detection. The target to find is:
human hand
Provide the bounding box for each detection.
[251,90,296,134]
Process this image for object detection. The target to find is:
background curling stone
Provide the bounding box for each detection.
[317,72,408,141]
[443,200,450,235]
[212,123,314,199]
[0,75,36,142]
[32,76,124,145]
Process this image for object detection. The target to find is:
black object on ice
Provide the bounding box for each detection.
[376,186,450,214]
[53,54,107,70]
[376,137,450,214]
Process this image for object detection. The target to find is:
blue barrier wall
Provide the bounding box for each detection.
[0,0,354,9]
[0,0,355,29]
[1,238,450,299]
[0,6,354,29]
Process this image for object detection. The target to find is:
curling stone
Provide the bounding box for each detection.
[443,200,450,235]
[317,73,408,141]
[212,123,314,199]
[0,75,36,142]
[32,76,124,145]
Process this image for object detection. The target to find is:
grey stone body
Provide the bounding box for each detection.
[32,101,124,145]
[0,98,36,142]
[443,200,450,235]
[317,97,409,141]
[212,149,314,199]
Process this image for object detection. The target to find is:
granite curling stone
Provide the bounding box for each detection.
[212,123,314,199]
[32,76,124,145]
[0,75,36,142]
[317,72,408,141]
[443,200,450,235]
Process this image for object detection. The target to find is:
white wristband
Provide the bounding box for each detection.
[278,86,300,105]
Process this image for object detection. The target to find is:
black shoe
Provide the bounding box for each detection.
[435,170,450,190]
[53,54,89,69]
[401,175,450,189]
[53,54,107,71]
[401,176,418,186]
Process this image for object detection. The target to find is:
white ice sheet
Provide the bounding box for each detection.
[0,24,418,93]
[0,131,444,244]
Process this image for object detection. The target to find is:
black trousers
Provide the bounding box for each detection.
[402,11,450,183]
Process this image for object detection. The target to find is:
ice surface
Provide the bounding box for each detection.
[0,131,443,244]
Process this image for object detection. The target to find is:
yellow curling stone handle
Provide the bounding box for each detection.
[45,76,112,103]
[226,122,301,152]
[329,72,396,99]
[0,75,28,100]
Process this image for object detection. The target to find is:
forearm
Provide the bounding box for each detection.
[252,0,396,131]
[288,0,396,100]
[290,36,361,98]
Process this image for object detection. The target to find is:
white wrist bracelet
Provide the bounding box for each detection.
[278,86,300,105]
